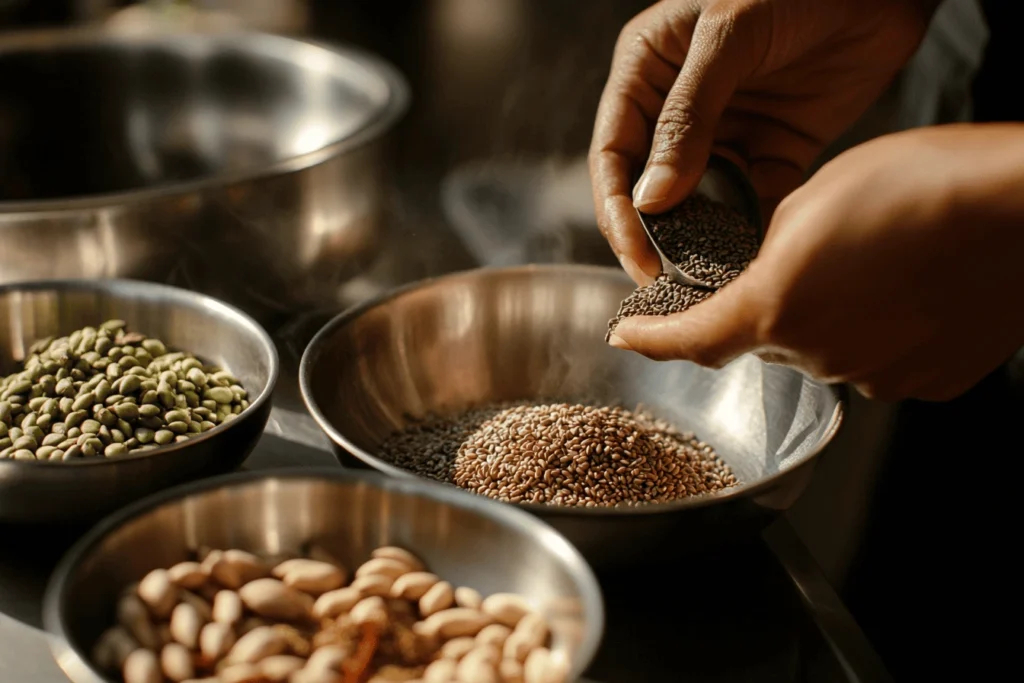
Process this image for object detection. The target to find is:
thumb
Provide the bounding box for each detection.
[633,5,768,213]
[608,274,764,367]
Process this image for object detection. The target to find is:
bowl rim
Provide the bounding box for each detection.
[42,466,606,682]
[299,263,846,518]
[0,277,279,469]
[0,27,410,215]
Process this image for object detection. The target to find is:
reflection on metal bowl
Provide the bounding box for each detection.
[300,265,845,569]
[43,469,604,683]
[0,28,409,321]
[0,279,278,525]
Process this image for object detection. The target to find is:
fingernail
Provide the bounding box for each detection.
[607,333,632,351]
[618,253,655,287]
[633,164,678,209]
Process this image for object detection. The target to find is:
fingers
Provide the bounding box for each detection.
[589,3,699,285]
[608,274,764,367]
[634,4,770,213]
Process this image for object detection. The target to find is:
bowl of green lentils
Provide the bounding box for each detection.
[0,279,278,525]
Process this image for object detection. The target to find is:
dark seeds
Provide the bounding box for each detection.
[608,194,759,334]
[644,193,760,289]
[606,275,713,342]
[378,401,737,508]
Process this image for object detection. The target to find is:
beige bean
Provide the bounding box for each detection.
[441,636,477,661]
[291,668,343,683]
[199,621,236,661]
[424,658,457,683]
[390,572,440,601]
[350,596,388,627]
[311,587,362,619]
[351,573,393,598]
[499,658,524,683]
[138,568,179,618]
[457,646,499,683]
[523,647,568,683]
[273,559,345,595]
[179,590,213,621]
[371,546,424,571]
[168,561,208,590]
[454,587,483,610]
[355,557,413,582]
[512,613,548,651]
[210,549,268,589]
[423,608,491,640]
[170,602,205,650]
[122,648,161,683]
[239,578,313,621]
[180,678,219,683]
[217,662,266,683]
[502,632,530,664]
[161,642,195,682]
[92,626,138,671]
[477,624,512,649]
[419,581,454,618]
[259,654,306,681]
[117,593,160,651]
[213,590,244,624]
[226,625,288,664]
[306,644,348,672]
[481,594,531,628]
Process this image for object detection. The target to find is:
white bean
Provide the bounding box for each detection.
[160,642,195,682]
[138,568,178,619]
[419,581,454,618]
[122,648,161,683]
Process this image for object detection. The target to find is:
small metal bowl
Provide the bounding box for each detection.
[300,265,844,569]
[0,279,278,525]
[43,468,604,683]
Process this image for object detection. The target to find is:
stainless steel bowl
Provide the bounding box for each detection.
[300,265,844,569]
[43,468,604,683]
[0,279,278,525]
[0,28,409,321]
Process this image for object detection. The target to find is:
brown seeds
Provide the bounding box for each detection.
[379,402,736,507]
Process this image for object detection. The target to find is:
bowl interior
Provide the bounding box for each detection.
[0,31,394,201]
[0,280,274,411]
[48,472,601,680]
[305,266,841,488]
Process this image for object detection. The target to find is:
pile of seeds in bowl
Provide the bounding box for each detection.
[379,401,736,508]
[0,320,248,462]
[606,194,760,339]
[93,544,568,683]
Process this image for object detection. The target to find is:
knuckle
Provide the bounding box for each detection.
[649,108,702,164]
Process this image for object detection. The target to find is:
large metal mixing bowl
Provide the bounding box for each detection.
[300,265,845,569]
[43,468,604,683]
[0,280,278,525]
[0,28,408,320]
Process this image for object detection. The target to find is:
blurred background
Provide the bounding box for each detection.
[0,0,988,598]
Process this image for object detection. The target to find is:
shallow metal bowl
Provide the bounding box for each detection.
[0,279,278,525]
[43,468,604,683]
[0,28,409,320]
[300,265,844,568]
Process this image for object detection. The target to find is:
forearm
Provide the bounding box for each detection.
[941,123,1024,245]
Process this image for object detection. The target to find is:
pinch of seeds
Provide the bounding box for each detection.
[0,320,248,462]
[378,402,736,508]
[605,275,713,341]
[643,193,760,289]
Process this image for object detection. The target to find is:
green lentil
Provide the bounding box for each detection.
[0,320,249,462]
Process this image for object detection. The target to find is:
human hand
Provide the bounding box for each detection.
[607,124,1024,402]
[589,0,937,286]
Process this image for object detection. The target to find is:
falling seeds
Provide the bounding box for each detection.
[378,401,736,508]
[605,275,712,342]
